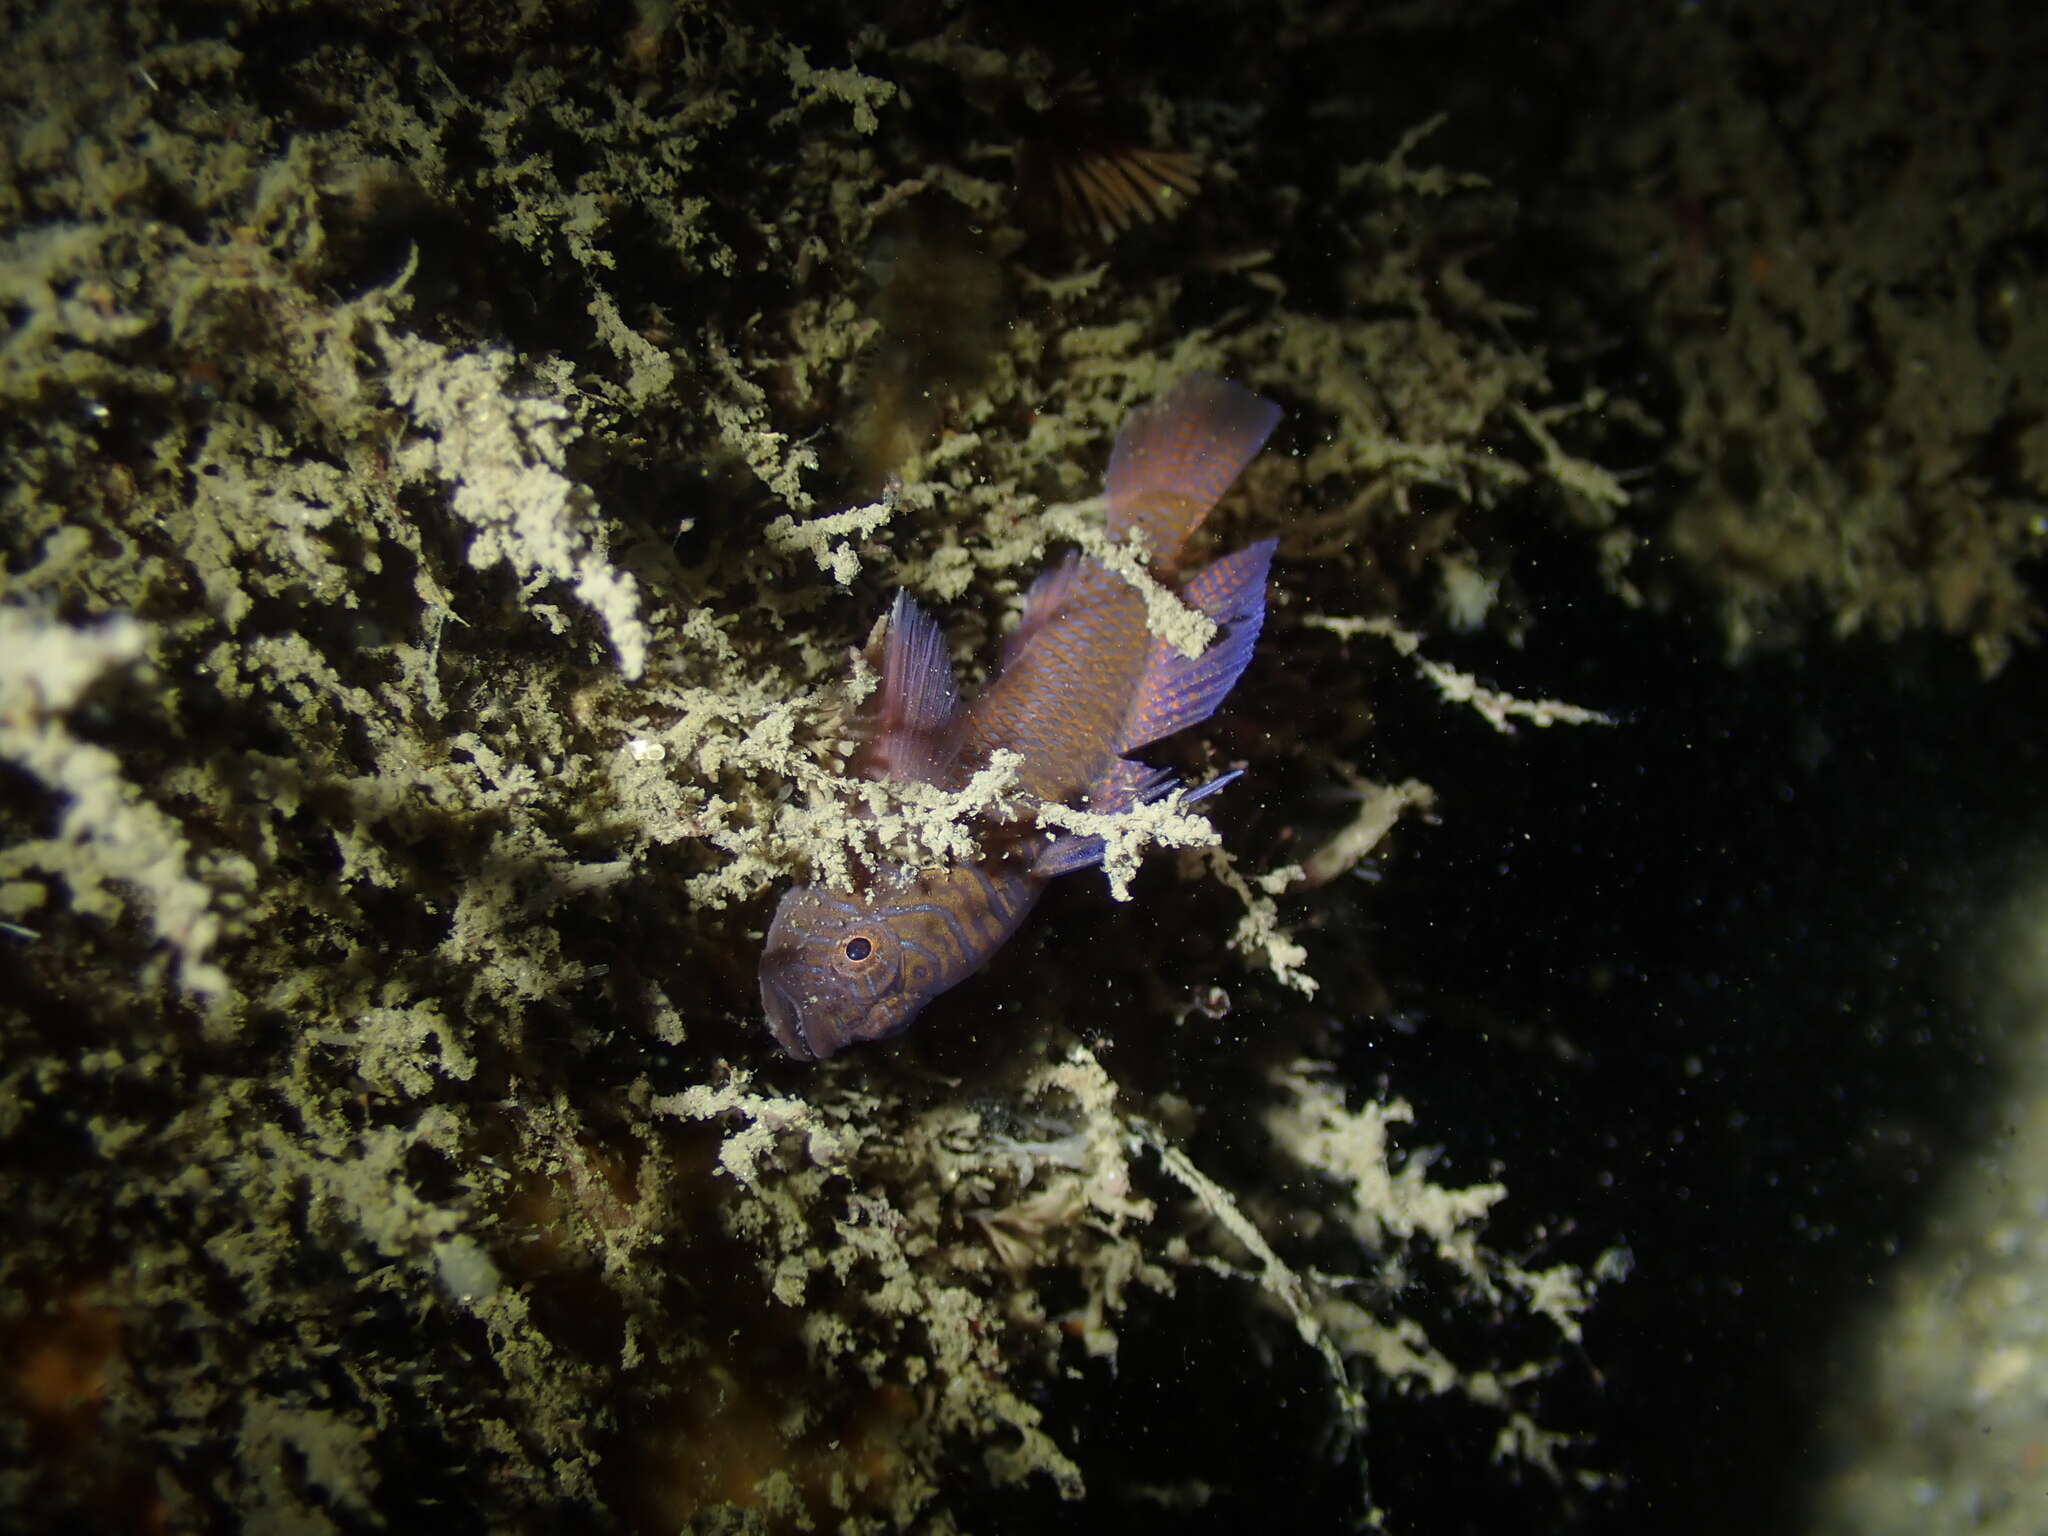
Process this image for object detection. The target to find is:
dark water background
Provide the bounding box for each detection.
[976,528,2045,1533]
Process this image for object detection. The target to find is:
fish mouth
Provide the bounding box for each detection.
[760,977,817,1062]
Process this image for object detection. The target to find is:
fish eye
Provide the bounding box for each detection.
[843,936,873,961]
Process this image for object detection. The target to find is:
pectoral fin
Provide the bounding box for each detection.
[1031,765,1243,877]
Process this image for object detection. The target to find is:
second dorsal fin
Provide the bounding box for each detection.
[1118,537,1275,753]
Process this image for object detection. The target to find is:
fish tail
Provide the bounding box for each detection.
[1104,373,1283,569]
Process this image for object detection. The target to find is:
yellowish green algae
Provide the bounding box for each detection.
[1563,1,2048,673]
[7,0,2032,1529]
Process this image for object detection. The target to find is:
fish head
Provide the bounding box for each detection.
[758,881,940,1061]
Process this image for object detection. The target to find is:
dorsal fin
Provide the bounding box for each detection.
[999,552,1086,673]
[1105,374,1283,570]
[850,591,961,784]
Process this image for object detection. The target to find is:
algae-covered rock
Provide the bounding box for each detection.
[24,0,2033,1529]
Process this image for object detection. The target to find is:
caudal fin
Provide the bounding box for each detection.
[1104,373,1282,569]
